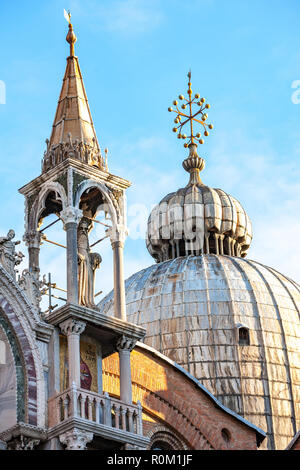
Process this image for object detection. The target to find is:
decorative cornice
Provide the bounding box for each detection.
[42,140,106,174]
[0,422,47,443]
[45,303,146,343]
[48,416,150,448]
[19,158,131,197]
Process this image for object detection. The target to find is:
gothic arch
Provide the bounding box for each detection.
[28,182,68,232]
[74,180,121,227]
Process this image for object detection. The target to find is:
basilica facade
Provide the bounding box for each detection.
[0,20,299,451]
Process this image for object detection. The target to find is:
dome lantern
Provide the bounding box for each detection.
[146,74,252,263]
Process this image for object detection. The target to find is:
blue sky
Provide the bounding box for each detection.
[0,0,300,303]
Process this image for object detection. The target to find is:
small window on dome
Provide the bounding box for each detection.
[238,327,250,346]
[221,428,231,444]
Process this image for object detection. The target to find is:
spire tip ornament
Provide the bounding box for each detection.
[64,9,77,57]
[168,71,213,148]
[168,72,213,184]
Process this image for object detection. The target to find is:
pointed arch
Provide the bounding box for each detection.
[74,180,120,227]
[27,182,68,232]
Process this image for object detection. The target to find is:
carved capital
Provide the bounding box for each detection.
[59,318,86,336]
[108,224,129,245]
[7,435,40,450]
[116,335,136,352]
[59,428,93,450]
[60,206,83,227]
[23,230,42,248]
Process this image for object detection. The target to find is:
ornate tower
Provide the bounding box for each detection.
[18,18,148,450]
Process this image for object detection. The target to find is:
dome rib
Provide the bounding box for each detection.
[179,257,192,374]
[198,255,218,392]
[255,262,300,323]
[210,254,245,416]
[244,260,297,438]
[224,256,276,449]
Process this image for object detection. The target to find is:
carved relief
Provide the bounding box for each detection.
[0,230,24,279]
[23,230,42,249]
[59,319,86,336]
[18,270,42,312]
[42,137,105,174]
[60,206,83,227]
[59,428,93,450]
[7,435,40,450]
[116,335,136,352]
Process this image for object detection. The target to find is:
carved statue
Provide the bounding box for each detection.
[0,230,24,279]
[77,219,102,308]
[18,269,42,312]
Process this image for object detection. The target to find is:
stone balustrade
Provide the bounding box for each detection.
[48,384,143,436]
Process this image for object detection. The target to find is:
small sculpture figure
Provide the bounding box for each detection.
[77,218,102,308]
[18,269,42,312]
[0,230,24,279]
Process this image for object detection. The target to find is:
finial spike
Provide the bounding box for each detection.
[66,16,77,57]
[63,9,71,24]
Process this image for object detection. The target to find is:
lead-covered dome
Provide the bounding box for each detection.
[99,254,300,450]
[146,146,252,263]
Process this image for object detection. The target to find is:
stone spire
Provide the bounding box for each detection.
[42,20,105,173]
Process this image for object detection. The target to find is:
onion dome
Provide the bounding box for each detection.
[146,143,252,262]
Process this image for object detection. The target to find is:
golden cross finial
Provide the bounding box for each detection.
[168,71,213,148]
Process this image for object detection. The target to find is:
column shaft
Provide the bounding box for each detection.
[68,333,81,387]
[65,222,78,304]
[60,319,86,388]
[119,349,132,404]
[112,241,126,321]
[28,246,40,277]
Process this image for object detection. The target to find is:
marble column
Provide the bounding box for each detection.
[60,207,82,304]
[111,240,126,321]
[59,318,86,387]
[24,230,42,279]
[116,335,136,404]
